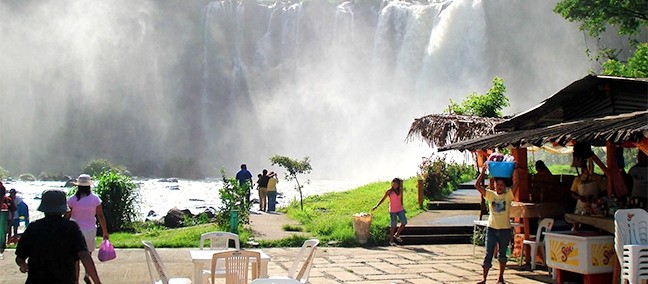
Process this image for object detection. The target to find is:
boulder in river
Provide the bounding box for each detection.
[163,208,194,228]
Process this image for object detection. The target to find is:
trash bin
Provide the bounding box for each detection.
[353,213,372,244]
[229,210,239,234]
[0,209,8,255]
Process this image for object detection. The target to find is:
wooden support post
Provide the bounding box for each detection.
[417,179,424,208]
[512,148,531,264]
[605,141,618,198]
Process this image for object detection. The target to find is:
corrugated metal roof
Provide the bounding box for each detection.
[496,75,648,131]
[439,111,648,151]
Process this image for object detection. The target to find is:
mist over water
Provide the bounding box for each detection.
[0,0,626,181]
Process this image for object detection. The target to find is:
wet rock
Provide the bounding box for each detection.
[164,208,193,228]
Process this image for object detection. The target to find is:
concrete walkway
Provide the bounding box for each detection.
[1,244,552,283]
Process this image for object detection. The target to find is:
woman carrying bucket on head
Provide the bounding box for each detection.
[475,160,518,284]
[372,178,407,246]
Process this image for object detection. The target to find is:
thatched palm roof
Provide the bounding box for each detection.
[439,111,648,151]
[406,114,506,147]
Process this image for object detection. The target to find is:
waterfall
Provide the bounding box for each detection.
[1,0,627,180]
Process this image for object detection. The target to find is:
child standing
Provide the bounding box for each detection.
[372,178,407,246]
[475,163,518,284]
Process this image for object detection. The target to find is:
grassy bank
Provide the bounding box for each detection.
[107,224,251,248]
[284,177,424,246]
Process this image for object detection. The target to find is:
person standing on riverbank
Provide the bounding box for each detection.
[15,189,102,284]
[9,188,29,243]
[257,169,270,212]
[267,172,279,212]
[372,178,406,246]
[66,174,109,284]
[236,164,253,204]
[474,163,518,284]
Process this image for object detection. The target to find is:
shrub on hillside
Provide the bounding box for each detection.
[19,173,36,181]
[0,166,10,179]
[83,159,127,176]
[161,157,203,179]
[419,157,475,200]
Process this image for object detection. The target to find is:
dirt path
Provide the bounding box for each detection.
[248,210,308,241]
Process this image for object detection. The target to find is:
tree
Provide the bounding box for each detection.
[83,159,127,177]
[602,43,648,77]
[444,76,509,118]
[554,0,648,72]
[94,171,139,232]
[270,155,313,210]
[553,0,647,37]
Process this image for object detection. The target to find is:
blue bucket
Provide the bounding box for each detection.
[488,162,515,178]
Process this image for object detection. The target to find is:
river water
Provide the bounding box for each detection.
[4,179,363,222]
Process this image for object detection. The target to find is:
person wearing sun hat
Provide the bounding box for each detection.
[66,174,109,284]
[15,189,102,284]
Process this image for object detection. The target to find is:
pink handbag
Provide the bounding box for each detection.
[98,239,116,262]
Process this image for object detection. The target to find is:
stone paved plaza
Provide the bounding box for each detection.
[1,244,552,283]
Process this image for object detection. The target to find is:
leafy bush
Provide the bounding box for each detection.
[83,159,127,176]
[94,171,140,232]
[37,172,70,181]
[0,166,10,179]
[19,173,36,181]
[419,157,476,200]
[161,157,203,179]
[215,168,251,229]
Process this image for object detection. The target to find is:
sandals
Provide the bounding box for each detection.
[394,235,403,243]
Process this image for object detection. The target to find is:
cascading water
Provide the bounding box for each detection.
[1,0,630,181]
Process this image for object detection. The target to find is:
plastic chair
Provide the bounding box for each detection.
[268,239,319,284]
[200,232,241,282]
[472,220,488,258]
[141,241,192,284]
[210,250,260,284]
[200,232,240,250]
[614,209,648,284]
[250,279,301,284]
[519,218,554,271]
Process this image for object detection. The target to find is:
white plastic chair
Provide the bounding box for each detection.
[268,239,319,284]
[615,209,648,284]
[210,250,260,284]
[472,220,488,258]
[141,241,192,284]
[200,232,241,282]
[200,232,240,250]
[250,279,301,284]
[519,218,554,271]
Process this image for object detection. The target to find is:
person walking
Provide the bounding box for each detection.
[474,163,519,284]
[267,172,279,212]
[372,178,407,246]
[15,189,102,284]
[66,174,109,284]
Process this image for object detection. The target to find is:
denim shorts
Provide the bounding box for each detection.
[389,210,407,228]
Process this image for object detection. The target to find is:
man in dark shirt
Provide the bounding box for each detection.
[236,164,253,204]
[15,189,102,284]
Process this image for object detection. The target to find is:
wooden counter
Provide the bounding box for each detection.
[510,202,565,218]
[564,213,614,234]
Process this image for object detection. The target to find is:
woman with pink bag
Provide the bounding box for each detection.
[66,174,109,284]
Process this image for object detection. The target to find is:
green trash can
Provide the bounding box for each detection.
[229,210,239,234]
[0,209,8,255]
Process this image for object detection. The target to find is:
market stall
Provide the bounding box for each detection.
[428,75,648,283]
